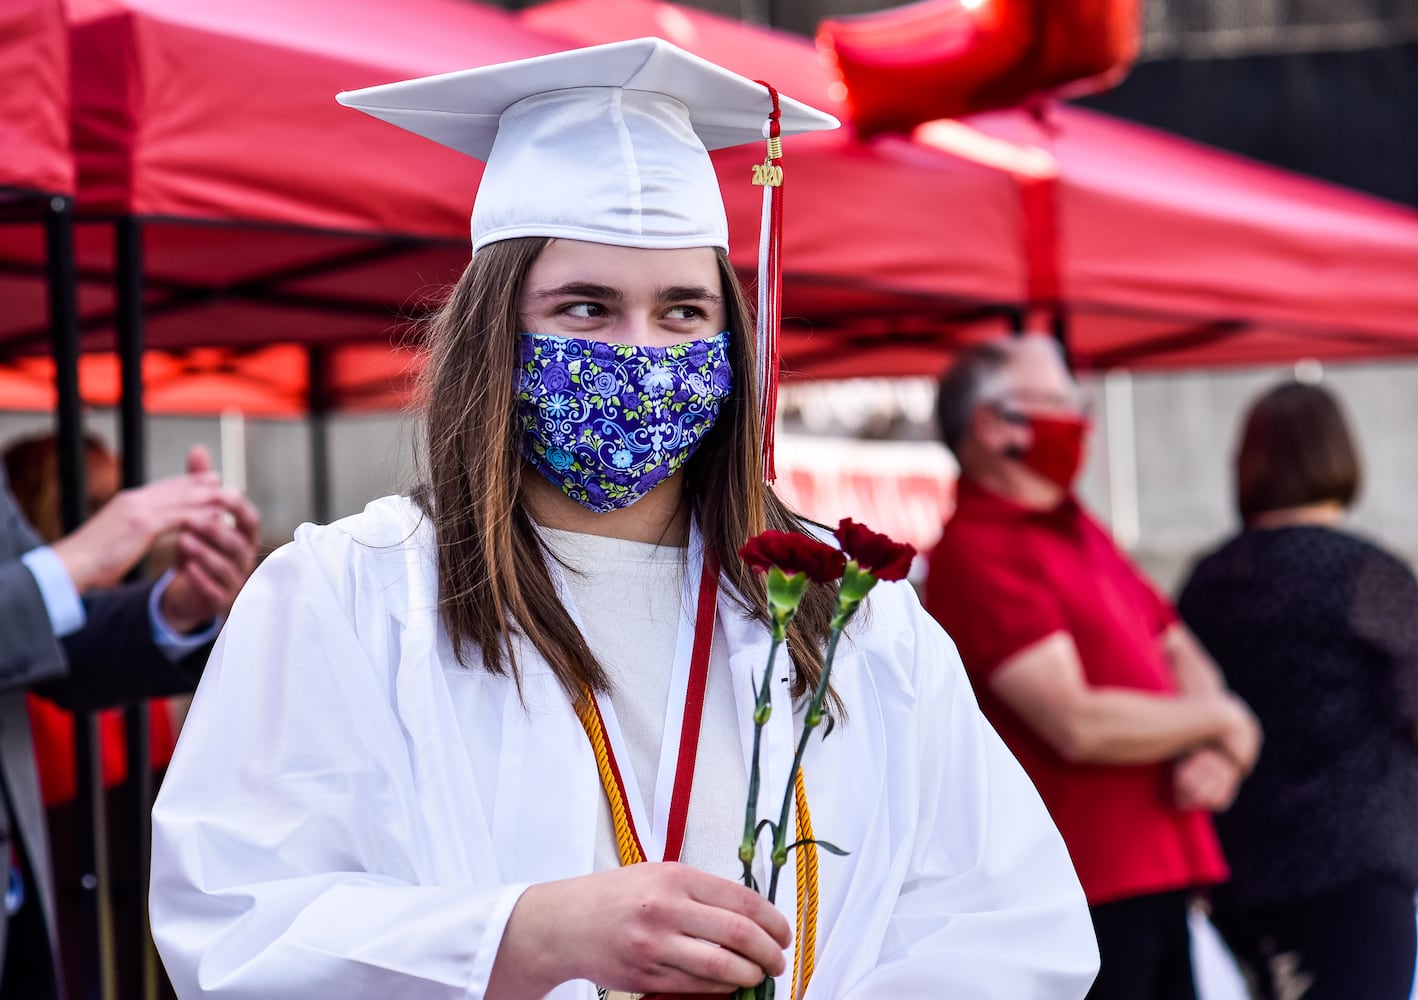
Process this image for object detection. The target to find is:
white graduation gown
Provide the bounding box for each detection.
[149,496,1099,999]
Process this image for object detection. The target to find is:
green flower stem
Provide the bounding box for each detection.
[765,564,882,906]
[766,624,843,905]
[739,635,782,887]
[736,981,775,1000]
[741,567,807,887]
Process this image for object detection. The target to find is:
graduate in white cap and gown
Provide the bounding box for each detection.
[148,38,1099,1000]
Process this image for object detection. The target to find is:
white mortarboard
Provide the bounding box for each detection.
[336,37,838,252]
[337,37,839,480]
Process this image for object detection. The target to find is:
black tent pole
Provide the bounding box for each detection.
[115,215,156,1000]
[45,198,110,1000]
[307,345,332,523]
[49,203,112,1000]
[44,195,83,532]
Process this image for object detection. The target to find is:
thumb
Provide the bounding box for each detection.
[186,444,213,476]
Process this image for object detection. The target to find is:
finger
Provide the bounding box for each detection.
[170,559,229,618]
[180,509,254,568]
[657,934,773,992]
[175,487,259,542]
[685,872,792,948]
[1187,766,1223,799]
[1181,782,1221,812]
[1194,774,1230,811]
[1173,764,1204,794]
[679,902,787,979]
[175,531,243,599]
[134,478,226,528]
[1186,778,1216,809]
[186,444,213,476]
[153,472,223,499]
[174,533,251,608]
[1174,763,1214,807]
[218,488,261,542]
[88,488,196,554]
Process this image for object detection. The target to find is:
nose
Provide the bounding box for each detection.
[614,311,658,347]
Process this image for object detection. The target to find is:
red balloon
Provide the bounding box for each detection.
[818,0,1140,135]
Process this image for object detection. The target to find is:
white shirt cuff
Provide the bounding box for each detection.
[149,568,222,661]
[20,546,86,638]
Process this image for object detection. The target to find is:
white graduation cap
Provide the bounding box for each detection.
[337,37,839,479]
[336,37,839,251]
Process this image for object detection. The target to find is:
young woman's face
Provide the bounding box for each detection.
[518,239,728,346]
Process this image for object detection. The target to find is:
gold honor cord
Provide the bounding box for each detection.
[576,688,820,1000]
[791,768,819,997]
[576,688,648,869]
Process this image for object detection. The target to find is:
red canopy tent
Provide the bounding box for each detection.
[0,0,86,516]
[5,0,1417,395]
[952,105,1418,368]
[530,0,1418,375]
[0,0,72,197]
[1,0,1030,400]
[0,0,569,416]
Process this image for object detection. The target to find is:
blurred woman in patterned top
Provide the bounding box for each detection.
[1180,380,1418,1000]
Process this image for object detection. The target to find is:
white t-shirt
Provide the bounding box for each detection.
[538,525,751,884]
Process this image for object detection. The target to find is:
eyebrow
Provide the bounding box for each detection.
[659,285,723,304]
[529,282,723,304]
[530,282,623,303]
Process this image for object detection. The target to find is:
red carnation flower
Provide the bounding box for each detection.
[739,530,846,584]
[834,519,915,582]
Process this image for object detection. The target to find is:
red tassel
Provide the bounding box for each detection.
[754,81,784,483]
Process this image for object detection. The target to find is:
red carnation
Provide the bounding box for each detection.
[834,519,915,582]
[739,530,846,584]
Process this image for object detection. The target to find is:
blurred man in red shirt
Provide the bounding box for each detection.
[924,334,1261,1000]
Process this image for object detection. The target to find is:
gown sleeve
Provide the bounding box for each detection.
[149,522,529,1000]
[837,591,1100,999]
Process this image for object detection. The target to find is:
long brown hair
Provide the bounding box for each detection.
[416,237,835,703]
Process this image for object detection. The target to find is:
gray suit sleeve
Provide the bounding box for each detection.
[44,582,207,711]
[0,481,70,688]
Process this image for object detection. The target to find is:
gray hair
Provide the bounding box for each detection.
[933,334,1067,454]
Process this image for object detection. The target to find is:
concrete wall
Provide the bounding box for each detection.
[1086,359,1418,596]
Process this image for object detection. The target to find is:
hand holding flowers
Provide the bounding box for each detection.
[734,519,915,1000]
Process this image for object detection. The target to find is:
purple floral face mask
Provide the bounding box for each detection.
[515,331,734,513]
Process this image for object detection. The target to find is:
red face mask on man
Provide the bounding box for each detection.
[1001,410,1091,491]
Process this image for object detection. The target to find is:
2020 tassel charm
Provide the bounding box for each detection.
[752,81,785,484]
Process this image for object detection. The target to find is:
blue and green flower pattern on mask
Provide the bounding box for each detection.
[515,330,734,513]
